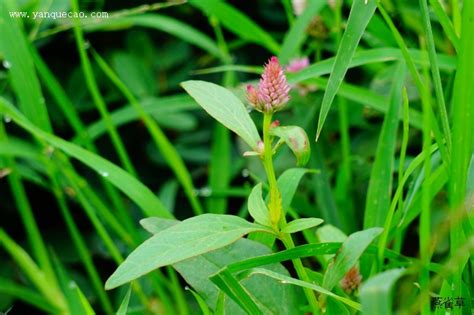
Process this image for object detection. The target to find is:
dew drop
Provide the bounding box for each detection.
[99,171,109,177]
[241,169,250,178]
[3,115,11,123]
[2,60,11,69]
[184,286,190,291]
[198,187,212,197]
[84,41,91,50]
[68,281,76,289]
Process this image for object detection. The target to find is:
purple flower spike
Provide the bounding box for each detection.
[247,56,291,113]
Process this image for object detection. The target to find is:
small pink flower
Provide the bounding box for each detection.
[286,57,310,73]
[247,56,290,113]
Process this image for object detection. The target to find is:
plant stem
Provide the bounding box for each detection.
[262,113,281,226]
[261,113,319,313]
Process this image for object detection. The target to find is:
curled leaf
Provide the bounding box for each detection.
[271,126,311,166]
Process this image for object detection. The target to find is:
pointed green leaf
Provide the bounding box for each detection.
[247,268,361,311]
[116,287,132,315]
[277,168,313,211]
[315,0,377,140]
[105,214,268,290]
[248,184,271,226]
[360,269,405,315]
[271,126,310,166]
[281,218,324,234]
[323,227,383,290]
[364,63,405,228]
[181,80,261,150]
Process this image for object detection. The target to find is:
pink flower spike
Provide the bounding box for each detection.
[246,84,259,107]
[286,57,310,73]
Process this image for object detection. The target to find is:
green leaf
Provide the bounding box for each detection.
[315,0,377,140]
[279,1,326,64]
[271,126,310,166]
[105,214,269,290]
[360,269,405,315]
[0,98,171,219]
[322,227,383,290]
[181,80,261,150]
[0,0,52,131]
[139,217,179,234]
[246,268,361,311]
[175,239,298,315]
[277,168,312,211]
[364,63,405,228]
[281,218,324,234]
[248,184,271,226]
[185,287,211,315]
[116,287,132,315]
[189,0,280,54]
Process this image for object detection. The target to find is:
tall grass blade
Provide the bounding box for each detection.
[315,0,377,140]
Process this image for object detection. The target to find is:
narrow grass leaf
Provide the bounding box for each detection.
[181,80,261,150]
[315,0,377,140]
[0,0,52,131]
[281,218,324,234]
[363,63,405,228]
[360,268,405,315]
[185,287,211,315]
[247,268,361,311]
[448,0,474,298]
[323,227,383,290]
[0,98,171,218]
[175,239,298,314]
[116,287,132,315]
[209,269,262,315]
[189,0,280,54]
[248,184,271,226]
[105,214,269,290]
[0,277,60,313]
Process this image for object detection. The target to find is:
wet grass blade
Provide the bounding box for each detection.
[92,49,204,215]
[0,97,171,218]
[315,0,377,140]
[448,0,473,300]
[364,63,405,228]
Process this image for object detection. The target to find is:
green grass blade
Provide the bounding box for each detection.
[287,47,456,84]
[0,277,60,313]
[247,268,361,311]
[210,269,263,315]
[0,0,52,131]
[91,49,204,215]
[279,1,326,64]
[420,0,451,150]
[448,0,474,300]
[70,0,137,177]
[0,98,171,218]
[116,287,132,315]
[322,228,383,291]
[0,230,66,312]
[360,268,405,315]
[429,0,460,53]
[363,63,405,228]
[315,0,377,140]
[189,0,280,54]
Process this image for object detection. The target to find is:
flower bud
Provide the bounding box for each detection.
[247,56,291,113]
